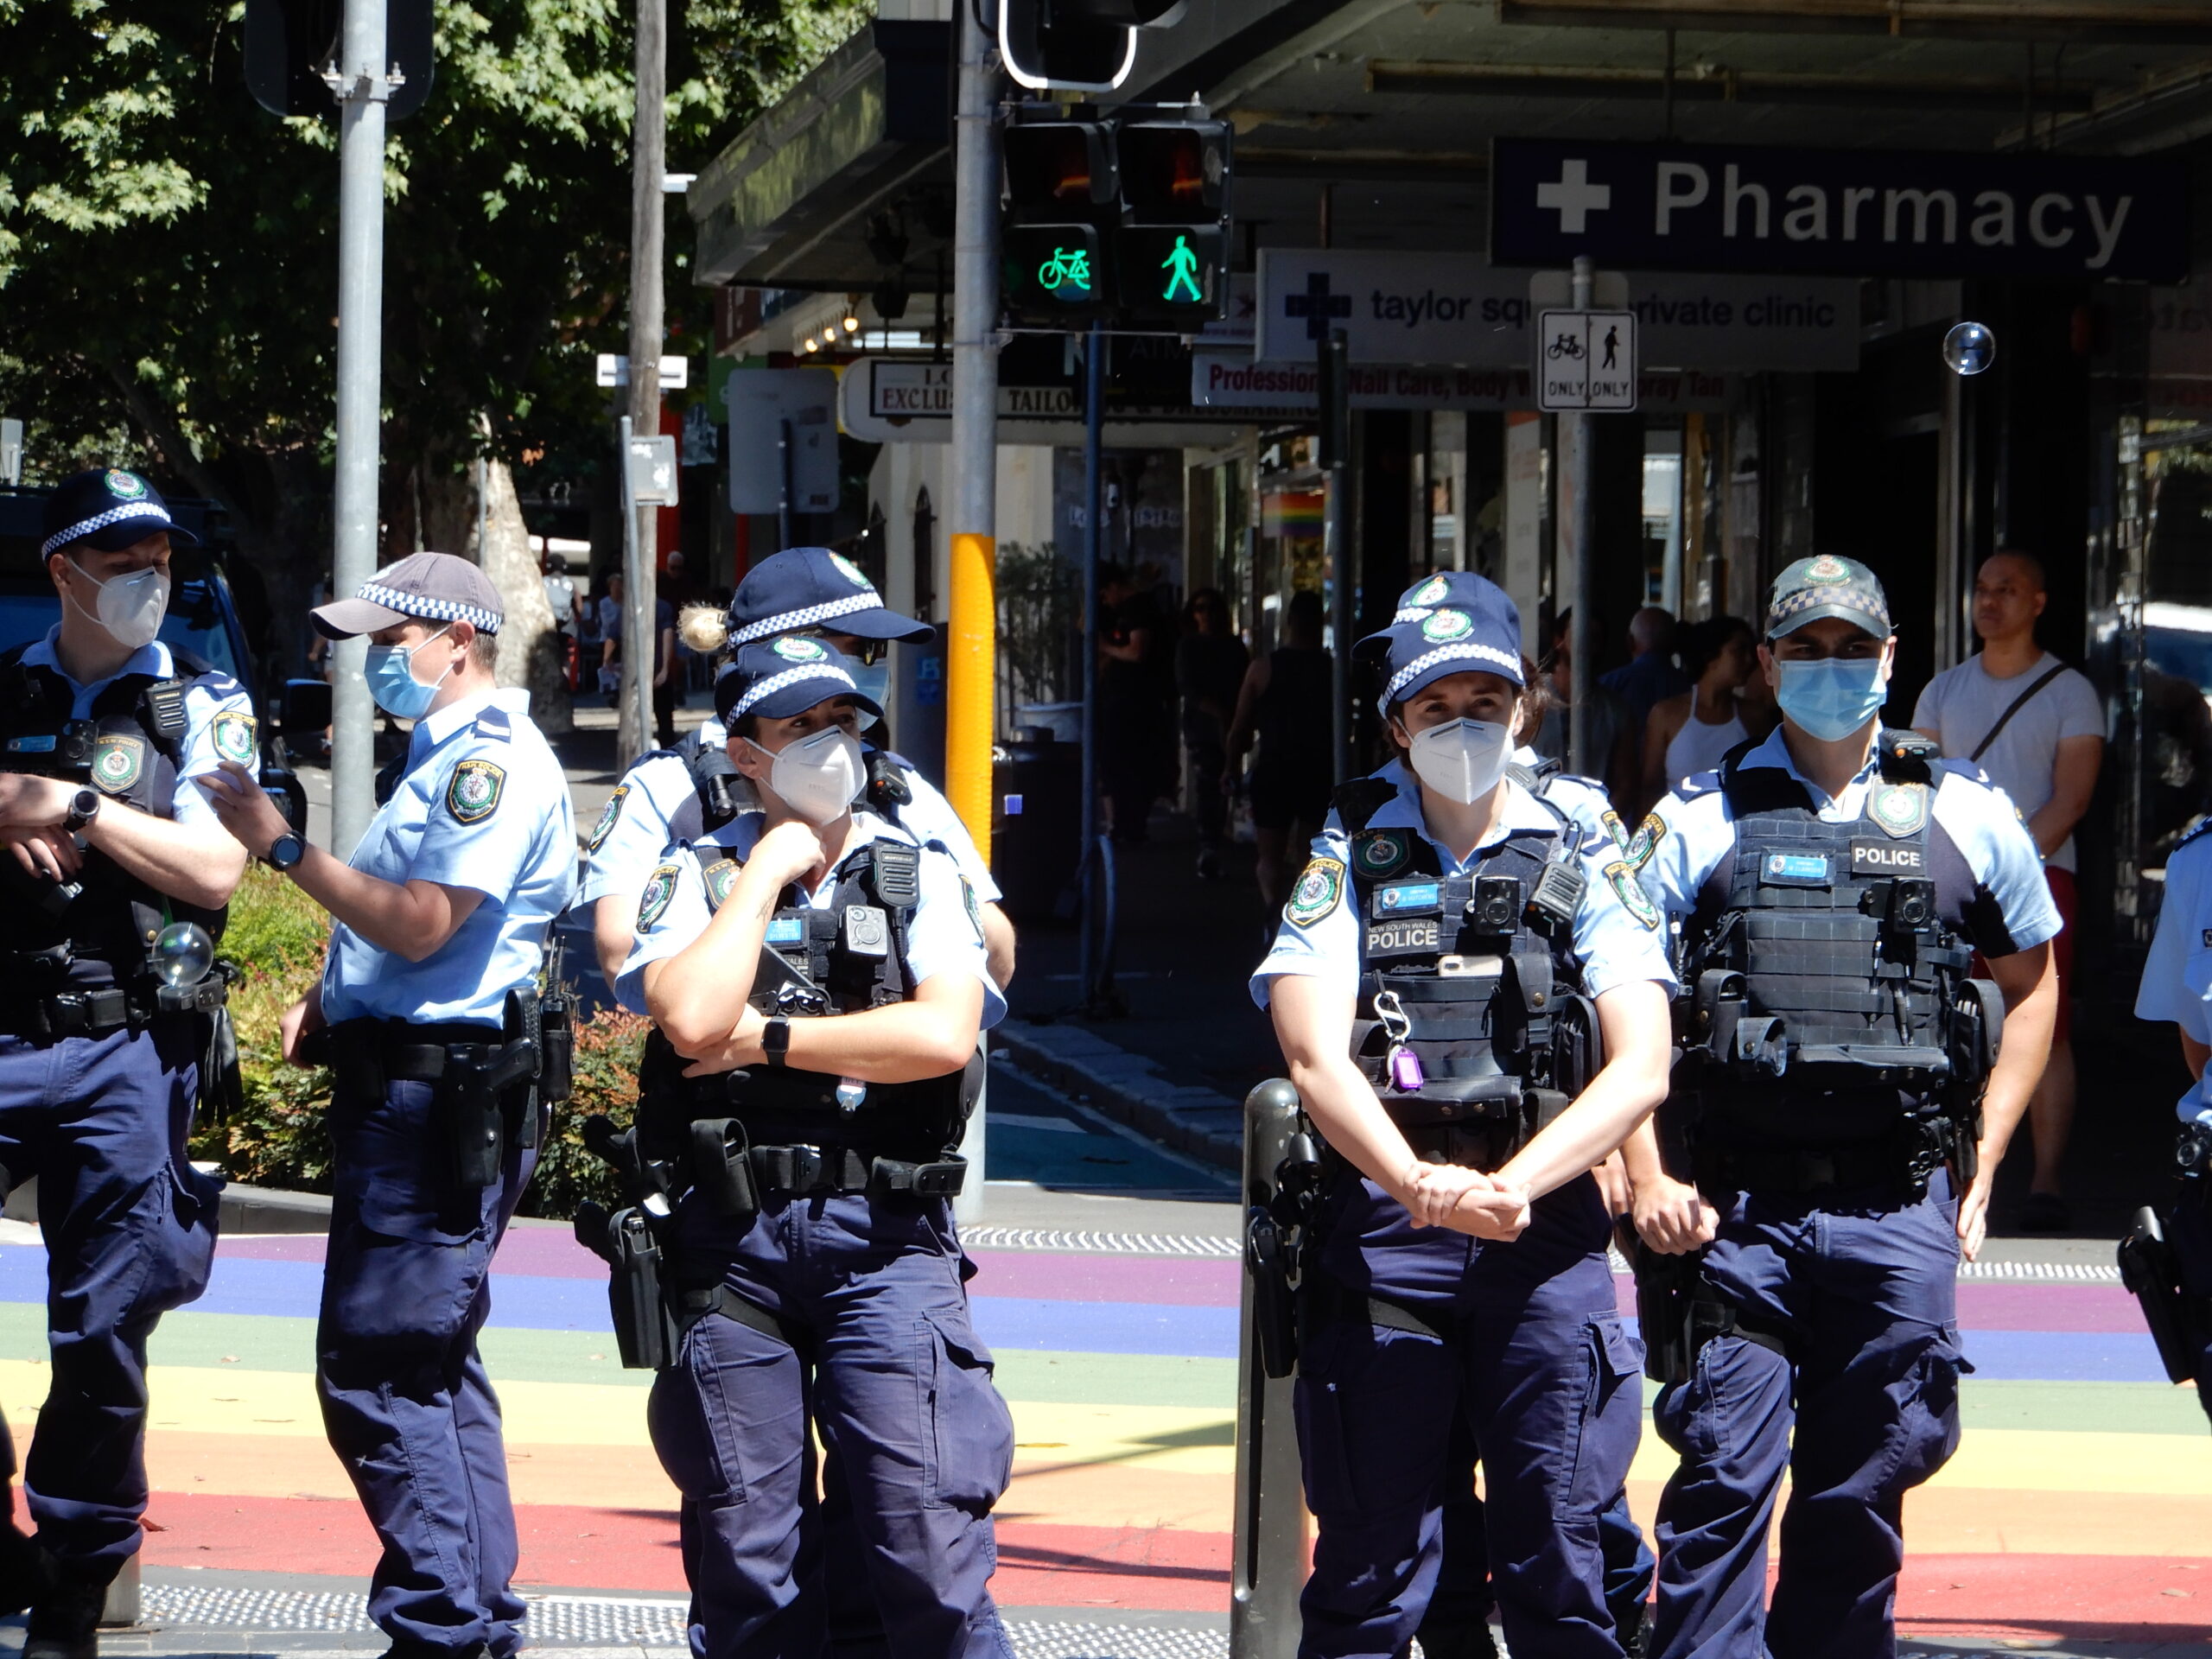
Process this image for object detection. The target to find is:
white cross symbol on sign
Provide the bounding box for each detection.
[1536,159,1611,234]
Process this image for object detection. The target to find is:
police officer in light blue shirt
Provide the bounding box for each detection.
[200,552,575,1659]
[1629,555,2057,1659]
[1252,574,1675,1659]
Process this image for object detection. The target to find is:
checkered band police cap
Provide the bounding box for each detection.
[1765,555,1892,640]
[40,467,200,556]
[1359,572,1526,707]
[713,638,886,727]
[726,547,933,647]
[311,551,505,639]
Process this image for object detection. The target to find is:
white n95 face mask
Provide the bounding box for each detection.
[68,561,170,651]
[1408,717,1512,805]
[754,726,864,825]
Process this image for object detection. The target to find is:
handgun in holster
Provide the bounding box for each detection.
[574,1201,683,1370]
[1630,1235,1700,1387]
[441,1034,542,1190]
[2119,1203,2209,1387]
[1247,1127,1324,1380]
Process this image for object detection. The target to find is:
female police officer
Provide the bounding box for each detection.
[1254,574,1674,1659]
[616,637,1011,1659]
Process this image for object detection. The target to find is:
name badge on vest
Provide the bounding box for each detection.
[1850,838,1925,875]
[5,735,55,754]
[1367,917,1441,956]
[1374,880,1442,917]
[1760,851,1830,887]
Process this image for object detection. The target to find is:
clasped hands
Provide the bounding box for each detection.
[1402,1160,1531,1241]
[0,773,85,884]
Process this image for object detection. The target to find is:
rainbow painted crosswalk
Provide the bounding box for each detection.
[0,1226,2203,1642]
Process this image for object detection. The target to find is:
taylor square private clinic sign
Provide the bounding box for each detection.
[1491,137,2189,283]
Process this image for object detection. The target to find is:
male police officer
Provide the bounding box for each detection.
[0,469,251,1659]
[1633,556,2057,1659]
[582,548,1013,991]
[200,553,575,1659]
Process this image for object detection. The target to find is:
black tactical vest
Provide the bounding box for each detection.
[0,645,230,975]
[639,834,972,1164]
[1680,730,1998,1135]
[1336,776,1598,1168]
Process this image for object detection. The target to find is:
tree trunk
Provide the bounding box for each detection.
[418,442,571,735]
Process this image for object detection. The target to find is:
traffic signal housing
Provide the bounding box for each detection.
[245,0,435,119]
[998,0,1186,94]
[1115,117,1230,326]
[1001,118,1118,325]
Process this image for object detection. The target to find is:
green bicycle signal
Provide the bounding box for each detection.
[1038,245,1093,295]
[1160,233,1203,303]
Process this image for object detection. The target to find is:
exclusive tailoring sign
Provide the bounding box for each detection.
[1491,138,2189,282]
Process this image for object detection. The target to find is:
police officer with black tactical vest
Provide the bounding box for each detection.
[1631,556,2058,1659]
[0,470,251,1659]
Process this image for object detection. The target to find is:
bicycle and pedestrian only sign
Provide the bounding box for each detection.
[1538,310,1637,412]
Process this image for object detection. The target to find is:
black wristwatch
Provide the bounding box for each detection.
[762,1014,791,1068]
[265,832,306,873]
[63,788,99,835]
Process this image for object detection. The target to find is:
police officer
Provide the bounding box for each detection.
[582,546,1012,990]
[1632,556,2057,1659]
[0,470,250,1659]
[1255,574,1674,1659]
[614,636,1010,1659]
[200,553,575,1659]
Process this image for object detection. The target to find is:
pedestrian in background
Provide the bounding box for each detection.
[1637,615,1759,815]
[1600,606,1689,751]
[1533,609,1637,809]
[201,553,575,1659]
[1177,588,1248,880]
[1096,562,1173,842]
[1227,588,1334,918]
[1912,550,2102,1232]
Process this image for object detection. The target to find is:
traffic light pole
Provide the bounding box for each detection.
[1320,330,1353,785]
[620,0,667,772]
[947,0,1001,1219]
[1079,324,1103,1007]
[327,0,391,860]
[1565,254,1595,778]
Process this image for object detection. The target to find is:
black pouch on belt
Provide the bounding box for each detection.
[504,985,546,1148]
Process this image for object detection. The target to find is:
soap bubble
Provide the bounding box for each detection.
[153,922,213,988]
[1942,321,1996,376]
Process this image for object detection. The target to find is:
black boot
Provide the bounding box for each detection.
[1613,1596,1650,1659]
[24,1576,108,1659]
[0,1523,55,1618]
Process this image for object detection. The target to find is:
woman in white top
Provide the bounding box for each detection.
[1639,614,1761,812]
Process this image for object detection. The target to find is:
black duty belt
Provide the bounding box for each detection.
[747,1143,967,1200]
[0,974,227,1040]
[1396,1117,1528,1174]
[1694,1137,1917,1196]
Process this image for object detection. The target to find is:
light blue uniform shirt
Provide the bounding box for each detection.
[614,806,1004,1027]
[1250,760,1676,1008]
[321,688,576,1027]
[2134,823,2212,1127]
[22,629,251,833]
[1511,744,1620,853]
[1637,725,2062,950]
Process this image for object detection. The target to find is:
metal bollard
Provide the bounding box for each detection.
[99,1555,140,1629]
[1230,1078,1309,1659]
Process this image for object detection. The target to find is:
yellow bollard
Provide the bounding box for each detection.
[945,531,997,867]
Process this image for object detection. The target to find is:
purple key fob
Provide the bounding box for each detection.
[1389,1046,1425,1091]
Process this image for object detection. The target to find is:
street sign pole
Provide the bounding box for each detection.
[1319,330,1353,784]
[1566,254,1594,779]
[1079,322,1104,1007]
[621,0,666,772]
[328,0,392,861]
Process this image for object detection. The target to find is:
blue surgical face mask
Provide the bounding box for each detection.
[1773,652,1888,742]
[365,625,454,720]
[847,659,892,711]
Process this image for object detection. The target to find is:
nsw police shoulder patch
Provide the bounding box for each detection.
[1623,812,1667,871]
[637,862,682,930]
[1351,830,1409,880]
[1599,810,1630,854]
[1603,860,1661,930]
[587,784,629,853]
[91,733,144,795]
[1868,782,1929,838]
[447,758,505,825]
[702,857,741,912]
[212,710,257,766]
[1286,856,1346,928]
[960,874,984,942]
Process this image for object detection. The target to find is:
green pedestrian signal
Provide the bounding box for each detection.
[1160,235,1203,302]
[1040,246,1094,295]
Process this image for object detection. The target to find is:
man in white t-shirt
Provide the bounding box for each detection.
[1913,550,2104,1230]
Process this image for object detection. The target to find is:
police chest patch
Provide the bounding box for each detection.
[447,759,505,824]
[702,858,741,912]
[1368,917,1440,955]
[1623,812,1667,871]
[1851,837,1925,875]
[1869,782,1929,838]
[1353,830,1410,879]
[1604,860,1660,930]
[1285,856,1346,928]
[212,710,257,766]
[587,784,629,853]
[91,733,144,795]
[637,863,681,930]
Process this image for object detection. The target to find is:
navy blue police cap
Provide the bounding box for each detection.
[1361,572,1525,708]
[726,547,932,648]
[713,636,886,728]
[41,467,200,557]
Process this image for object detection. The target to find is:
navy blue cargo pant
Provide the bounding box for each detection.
[1294,1173,1645,1659]
[650,1188,1015,1659]
[0,1020,218,1581]
[1650,1174,1967,1659]
[318,1073,538,1657]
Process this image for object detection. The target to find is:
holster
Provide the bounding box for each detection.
[1247,1128,1324,1380]
[2118,1203,2207,1387]
[1628,1234,1789,1387]
[574,1201,682,1370]
[440,1036,542,1189]
[537,980,575,1106]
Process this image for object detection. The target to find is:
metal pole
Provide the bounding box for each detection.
[1079,323,1104,1005]
[946,0,1001,1220]
[327,0,391,860]
[1230,1078,1309,1659]
[1565,254,1595,779]
[1321,330,1353,784]
[620,0,666,771]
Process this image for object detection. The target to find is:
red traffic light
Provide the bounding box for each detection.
[1002,124,1118,211]
[1117,120,1230,219]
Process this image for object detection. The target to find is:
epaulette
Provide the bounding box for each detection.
[1673,768,1725,802]
[1875,728,1939,785]
[472,704,514,742]
[1331,775,1398,834]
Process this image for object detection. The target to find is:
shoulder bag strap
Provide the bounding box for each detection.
[1968,663,2069,763]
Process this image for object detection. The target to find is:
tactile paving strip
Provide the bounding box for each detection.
[959,1226,1240,1257]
